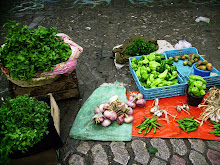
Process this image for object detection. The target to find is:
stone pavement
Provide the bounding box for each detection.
[0,0,220,164]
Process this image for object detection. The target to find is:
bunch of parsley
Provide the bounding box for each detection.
[124,37,157,56]
[0,20,72,80]
[0,95,51,164]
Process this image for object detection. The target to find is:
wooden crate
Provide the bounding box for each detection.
[9,71,80,101]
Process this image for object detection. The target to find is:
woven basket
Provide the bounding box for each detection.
[2,68,61,87]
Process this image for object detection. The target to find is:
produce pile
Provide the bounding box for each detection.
[198,87,220,125]
[0,21,72,80]
[112,36,158,64]
[0,95,51,164]
[188,75,207,96]
[171,53,213,71]
[136,116,162,135]
[131,53,179,88]
[175,116,199,133]
[92,93,146,127]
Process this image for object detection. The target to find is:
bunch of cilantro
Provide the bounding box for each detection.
[0,20,72,80]
[0,95,51,164]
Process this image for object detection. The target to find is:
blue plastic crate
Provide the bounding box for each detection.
[164,47,220,87]
[129,55,187,100]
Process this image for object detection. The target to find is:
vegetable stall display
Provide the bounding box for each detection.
[130,53,179,89]
[0,95,51,164]
[0,21,72,81]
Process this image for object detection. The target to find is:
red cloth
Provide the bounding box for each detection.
[127,91,220,141]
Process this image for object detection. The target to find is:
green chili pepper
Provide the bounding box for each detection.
[138,127,146,134]
[209,121,220,136]
[176,117,199,133]
[145,125,153,134]
[186,127,198,133]
[137,117,162,135]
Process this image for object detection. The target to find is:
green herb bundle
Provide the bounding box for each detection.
[0,95,51,164]
[124,37,157,56]
[0,20,72,80]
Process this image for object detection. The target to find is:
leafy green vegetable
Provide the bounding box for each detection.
[148,147,158,154]
[124,37,157,56]
[0,95,51,164]
[0,20,72,80]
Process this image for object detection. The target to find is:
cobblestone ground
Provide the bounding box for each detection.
[0,0,220,164]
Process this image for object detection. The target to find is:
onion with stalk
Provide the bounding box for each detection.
[91,95,135,127]
[128,92,146,107]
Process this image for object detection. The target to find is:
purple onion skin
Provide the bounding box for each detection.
[101,119,111,127]
[136,93,143,100]
[117,114,125,125]
[99,104,105,113]
[126,100,136,109]
[104,103,110,110]
[94,107,101,114]
[94,116,105,124]
[124,115,134,123]
[103,110,117,121]
[127,107,133,115]
[129,95,135,102]
[136,99,146,107]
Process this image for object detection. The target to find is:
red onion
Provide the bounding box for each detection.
[136,93,143,100]
[116,114,124,125]
[118,102,126,107]
[109,95,118,102]
[124,115,134,123]
[126,100,136,109]
[129,95,135,102]
[101,119,111,127]
[136,99,146,107]
[94,107,101,114]
[99,104,105,113]
[127,107,133,115]
[103,110,117,121]
[104,103,110,110]
[94,116,105,124]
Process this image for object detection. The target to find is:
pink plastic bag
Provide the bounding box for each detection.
[36,33,83,78]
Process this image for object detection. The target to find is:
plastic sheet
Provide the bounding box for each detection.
[128,91,220,141]
[69,84,132,141]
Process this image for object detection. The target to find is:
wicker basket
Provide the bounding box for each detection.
[2,68,61,87]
